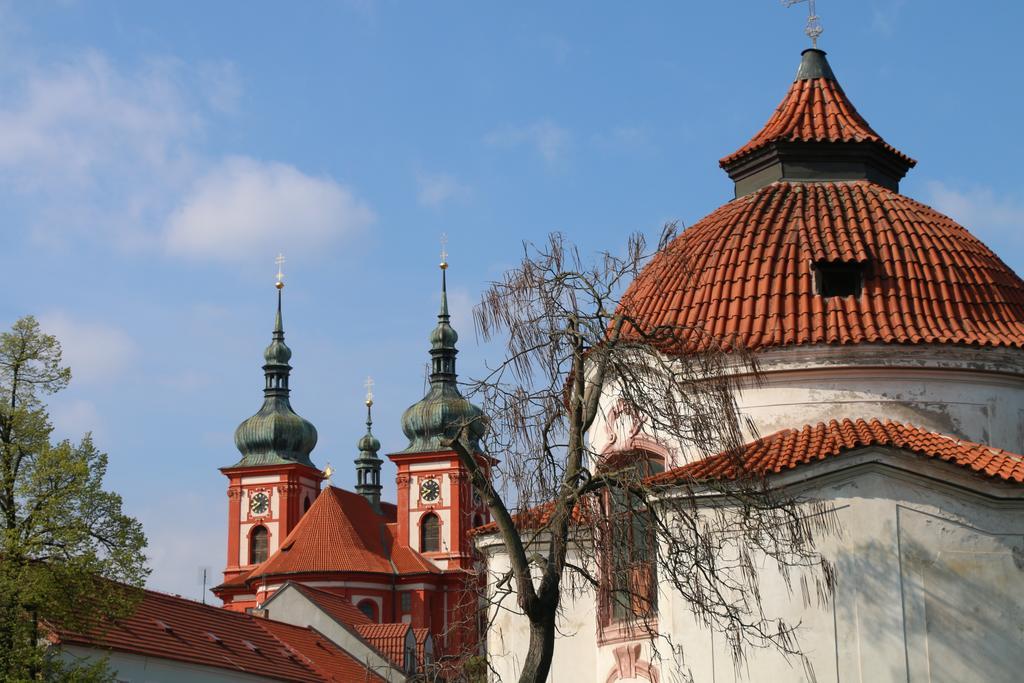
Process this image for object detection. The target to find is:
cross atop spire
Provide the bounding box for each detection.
[364,376,375,407]
[275,253,286,290]
[439,233,449,270]
[783,0,823,48]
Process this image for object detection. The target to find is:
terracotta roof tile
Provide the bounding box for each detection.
[53,587,383,682]
[720,72,915,167]
[239,487,436,585]
[470,498,595,536]
[355,623,410,668]
[255,619,387,682]
[620,181,1024,353]
[651,419,1024,485]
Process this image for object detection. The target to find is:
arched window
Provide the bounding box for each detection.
[356,599,379,622]
[601,452,663,626]
[249,526,269,565]
[303,496,311,513]
[420,513,440,553]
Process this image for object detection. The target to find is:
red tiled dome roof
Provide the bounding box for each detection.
[619,180,1024,353]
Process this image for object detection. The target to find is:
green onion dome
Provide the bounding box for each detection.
[232,289,318,468]
[399,265,486,454]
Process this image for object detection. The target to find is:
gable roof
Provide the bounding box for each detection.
[651,418,1024,485]
[53,587,384,682]
[288,583,373,627]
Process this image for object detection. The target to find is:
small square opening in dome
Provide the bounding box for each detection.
[814,261,865,298]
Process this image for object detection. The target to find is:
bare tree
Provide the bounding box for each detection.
[446,231,836,683]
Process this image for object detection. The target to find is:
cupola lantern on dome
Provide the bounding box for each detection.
[232,266,318,468]
[720,48,916,197]
[398,244,486,454]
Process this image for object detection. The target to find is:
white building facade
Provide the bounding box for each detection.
[477,47,1024,683]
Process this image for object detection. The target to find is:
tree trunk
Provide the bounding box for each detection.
[518,613,556,683]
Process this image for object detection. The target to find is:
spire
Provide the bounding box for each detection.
[398,240,486,454]
[355,377,383,512]
[232,257,318,468]
[719,48,915,197]
[429,245,459,384]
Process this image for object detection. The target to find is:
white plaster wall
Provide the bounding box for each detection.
[60,645,277,682]
[481,452,1024,683]
[659,455,1024,682]
[590,345,1024,466]
[481,539,599,683]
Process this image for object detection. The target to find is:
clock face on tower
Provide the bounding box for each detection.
[420,478,440,503]
[249,491,270,516]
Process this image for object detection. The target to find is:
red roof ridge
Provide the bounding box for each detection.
[651,418,1024,485]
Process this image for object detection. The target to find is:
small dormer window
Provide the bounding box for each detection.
[814,260,865,298]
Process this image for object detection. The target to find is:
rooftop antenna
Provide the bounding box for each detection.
[197,566,211,604]
[782,0,823,48]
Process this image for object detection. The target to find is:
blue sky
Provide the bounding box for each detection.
[1,1,1022,599]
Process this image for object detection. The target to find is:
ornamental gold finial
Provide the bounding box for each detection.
[323,462,334,481]
[364,376,375,407]
[439,233,448,270]
[275,253,286,289]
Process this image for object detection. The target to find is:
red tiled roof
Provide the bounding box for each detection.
[619,181,1024,353]
[355,623,410,668]
[256,619,387,682]
[288,583,373,627]
[720,68,915,167]
[470,498,594,536]
[245,487,436,581]
[650,419,1024,485]
[53,587,382,682]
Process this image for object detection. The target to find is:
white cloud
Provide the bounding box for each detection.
[198,60,243,114]
[871,0,908,37]
[38,312,138,384]
[0,51,198,189]
[49,398,102,441]
[925,181,1024,245]
[415,170,470,208]
[0,50,374,258]
[485,120,569,164]
[164,156,376,261]
[141,493,224,599]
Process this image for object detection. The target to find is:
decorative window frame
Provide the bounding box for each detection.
[419,511,442,553]
[247,524,271,565]
[596,448,665,645]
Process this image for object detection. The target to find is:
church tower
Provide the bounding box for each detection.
[220,266,322,587]
[354,383,383,513]
[390,252,490,571]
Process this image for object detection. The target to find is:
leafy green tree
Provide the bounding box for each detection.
[0,316,147,679]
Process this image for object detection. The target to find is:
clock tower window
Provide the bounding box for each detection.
[421,513,440,552]
[249,526,269,564]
